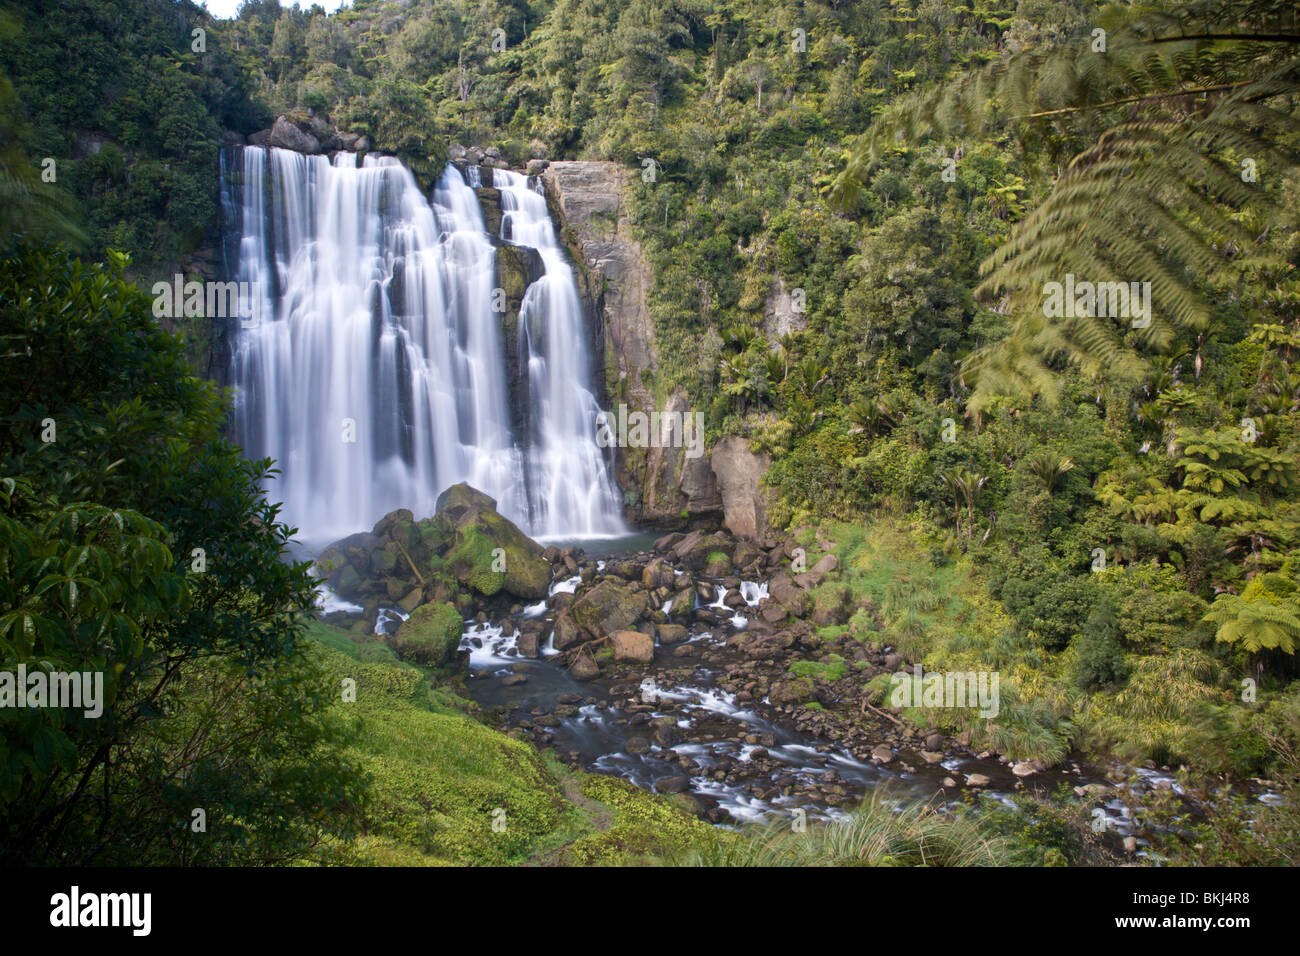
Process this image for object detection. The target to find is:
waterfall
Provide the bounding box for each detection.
[222,146,625,545]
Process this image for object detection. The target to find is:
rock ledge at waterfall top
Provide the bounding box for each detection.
[231,110,370,155]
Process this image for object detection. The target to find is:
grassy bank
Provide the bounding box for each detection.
[299,620,722,866]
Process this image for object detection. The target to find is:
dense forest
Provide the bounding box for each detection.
[2,0,1299,869]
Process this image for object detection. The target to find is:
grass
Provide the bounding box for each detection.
[825,519,1080,760]
[675,791,1011,866]
[301,619,718,866]
[788,655,848,681]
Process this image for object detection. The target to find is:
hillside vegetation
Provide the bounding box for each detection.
[2,0,1299,865]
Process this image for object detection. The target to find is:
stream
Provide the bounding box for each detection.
[337,532,1174,840]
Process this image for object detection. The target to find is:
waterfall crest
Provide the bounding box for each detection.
[222,146,625,545]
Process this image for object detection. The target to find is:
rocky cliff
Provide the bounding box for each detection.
[538,161,776,538]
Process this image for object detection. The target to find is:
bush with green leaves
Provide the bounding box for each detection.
[0,245,362,864]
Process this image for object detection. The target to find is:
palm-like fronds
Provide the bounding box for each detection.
[834,0,1300,409]
[1025,448,1075,492]
[1204,571,1300,653]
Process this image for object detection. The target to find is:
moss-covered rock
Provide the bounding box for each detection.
[388,601,463,666]
[571,580,647,637]
[446,522,508,596]
[370,547,399,577]
[768,676,816,705]
[435,482,497,521]
[704,550,733,577]
[418,514,454,555]
[437,483,551,600]
[811,582,851,626]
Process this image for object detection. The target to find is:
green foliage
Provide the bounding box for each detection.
[0,0,261,271]
[839,0,1300,409]
[1205,569,1300,655]
[679,790,1011,867]
[0,244,354,864]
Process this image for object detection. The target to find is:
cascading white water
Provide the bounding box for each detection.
[222,146,625,545]
[494,168,627,537]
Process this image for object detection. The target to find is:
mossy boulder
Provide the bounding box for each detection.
[316,530,382,600]
[703,551,733,577]
[811,582,852,626]
[437,483,551,600]
[372,508,414,537]
[571,580,648,637]
[435,483,497,521]
[418,514,454,555]
[768,676,816,705]
[370,547,399,577]
[388,601,463,666]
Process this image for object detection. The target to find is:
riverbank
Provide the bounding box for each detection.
[308,501,1298,865]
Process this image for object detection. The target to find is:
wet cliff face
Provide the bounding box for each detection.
[538,159,775,538]
[538,162,712,528]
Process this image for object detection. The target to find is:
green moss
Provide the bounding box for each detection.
[565,776,721,866]
[788,655,848,681]
[447,525,507,596]
[388,602,463,666]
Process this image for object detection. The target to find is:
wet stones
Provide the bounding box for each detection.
[568,646,599,680]
[570,579,647,637]
[610,629,655,664]
[657,624,689,645]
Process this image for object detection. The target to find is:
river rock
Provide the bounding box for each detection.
[552,612,584,650]
[642,561,675,589]
[568,647,599,680]
[965,773,991,787]
[516,631,540,659]
[657,775,690,794]
[387,601,462,666]
[571,580,646,637]
[610,629,655,664]
[657,624,689,645]
[768,572,809,617]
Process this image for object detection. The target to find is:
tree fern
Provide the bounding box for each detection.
[834,0,1300,409]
